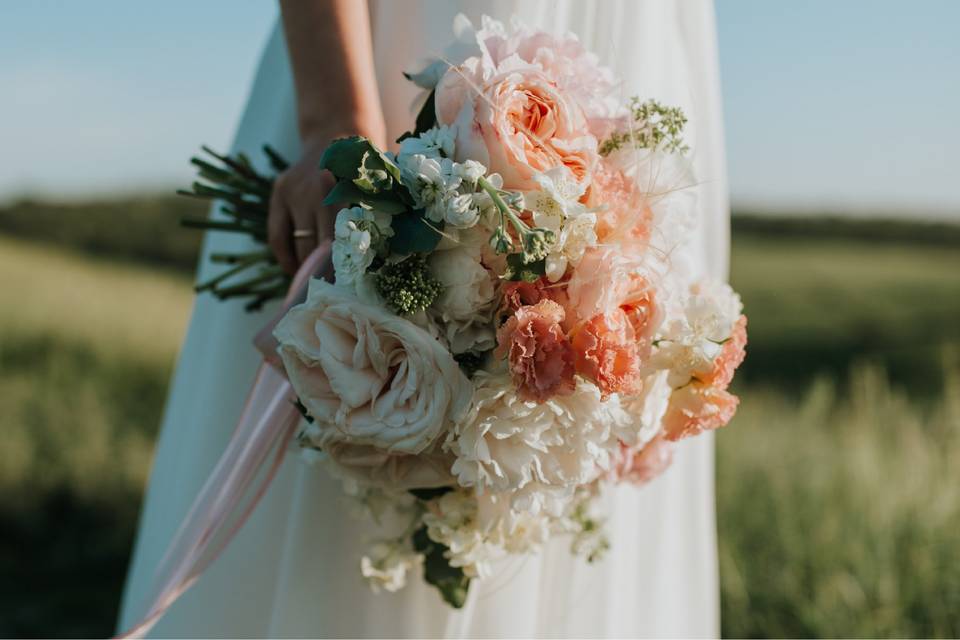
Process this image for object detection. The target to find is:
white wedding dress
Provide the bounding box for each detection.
[119,1,729,637]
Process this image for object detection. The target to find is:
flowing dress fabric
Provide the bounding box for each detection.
[119,1,728,637]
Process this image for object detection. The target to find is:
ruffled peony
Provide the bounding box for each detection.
[274,280,473,455]
[662,382,739,441]
[496,299,576,402]
[429,244,498,354]
[446,374,632,496]
[571,309,643,398]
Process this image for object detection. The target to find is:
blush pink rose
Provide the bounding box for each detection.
[610,435,674,485]
[496,299,576,402]
[696,315,748,389]
[662,383,740,441]
[436,64,598,190]
[571,308,643,398]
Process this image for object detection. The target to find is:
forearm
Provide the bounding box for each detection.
[279,0,386,148]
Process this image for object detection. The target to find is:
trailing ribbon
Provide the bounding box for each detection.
[118,243,332,638]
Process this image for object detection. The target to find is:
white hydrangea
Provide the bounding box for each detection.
[446,374,633,502]
[360,540,423,593]
[331,206,392,288]
[652,279,744,387]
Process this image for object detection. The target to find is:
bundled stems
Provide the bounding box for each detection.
[178,146,292,310]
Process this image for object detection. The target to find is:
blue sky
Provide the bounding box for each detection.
[1,1,958,217]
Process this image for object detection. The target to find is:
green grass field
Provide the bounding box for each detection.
[0,199,958,637]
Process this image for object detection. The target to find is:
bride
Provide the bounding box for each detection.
[119,0,729,637]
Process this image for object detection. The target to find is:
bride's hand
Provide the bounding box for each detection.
[267,136,338,275]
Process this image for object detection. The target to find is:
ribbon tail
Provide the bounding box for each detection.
[117,245,332,638]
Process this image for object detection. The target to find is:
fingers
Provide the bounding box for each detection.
[292,206,318,265]
[268,184,297,275]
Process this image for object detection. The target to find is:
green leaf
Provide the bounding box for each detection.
[411,526,470,609]
[388,209,443,255]
[320,136,401,186]
[396,89,438,143]
[319,136,370,179]
[354,150,396,193]
[504,254,546,282]
[323,180,408,215]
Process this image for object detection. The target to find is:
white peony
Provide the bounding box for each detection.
[274,280,473,454]
[446,374,633,499]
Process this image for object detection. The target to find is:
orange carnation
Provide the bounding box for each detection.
[496,299,576,403]
[571,309,643,398]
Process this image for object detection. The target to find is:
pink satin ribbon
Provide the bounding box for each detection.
[118,243,331,638]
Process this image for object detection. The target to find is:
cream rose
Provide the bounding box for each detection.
[436,63,598,191]
[274,280,473,455]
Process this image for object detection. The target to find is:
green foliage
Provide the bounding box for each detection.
[718,364,960,638]
[504,254,546,282]
[2,208,960,636]
[599,98,689,156]
[397,89,438,143]
[411,526,470,609]
[322,180,408,214]
[388,209,444,254]
[320,136,401,187]
[375,254,442,315]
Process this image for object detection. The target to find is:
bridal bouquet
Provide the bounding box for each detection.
[182,16,747,609]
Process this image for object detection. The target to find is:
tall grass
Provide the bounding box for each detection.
[0,219,959,636]
[719,362,960,637]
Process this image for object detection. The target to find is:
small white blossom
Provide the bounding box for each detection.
[331,206,392,287]
[422,490,499,578]
[398,125,457,160]
[360,541,423,593]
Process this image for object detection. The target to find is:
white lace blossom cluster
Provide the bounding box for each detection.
[397,126,500,230]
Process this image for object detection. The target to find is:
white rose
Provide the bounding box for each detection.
[274,280,473,454]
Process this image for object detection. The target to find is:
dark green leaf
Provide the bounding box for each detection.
[388,209,443,255]
[396,89,438,143]
[504,255,547,282]
[411,526,470,609]
[323,180,408,215]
